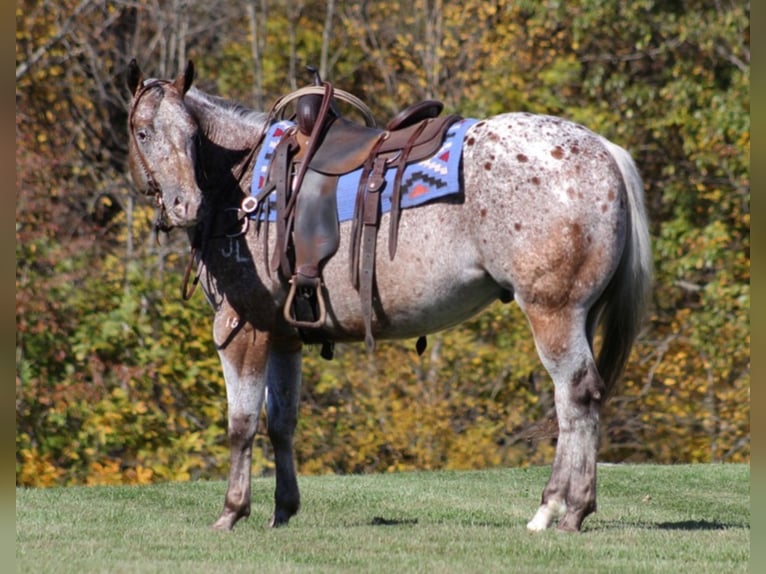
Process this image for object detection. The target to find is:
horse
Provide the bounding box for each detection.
[126,60,651,533]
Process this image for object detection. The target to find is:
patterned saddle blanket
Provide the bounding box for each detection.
[250,118,478,221]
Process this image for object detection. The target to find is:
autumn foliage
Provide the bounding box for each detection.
[16,0,749,487]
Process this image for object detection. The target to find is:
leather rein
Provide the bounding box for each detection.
[128,79,261,300]
[128,80,376,302]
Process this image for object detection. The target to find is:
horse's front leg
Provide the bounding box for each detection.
[211,312,270,531]
[265,338,303,527]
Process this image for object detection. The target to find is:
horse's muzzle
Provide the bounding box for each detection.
[153,192,203,229]
[153,207,173,233]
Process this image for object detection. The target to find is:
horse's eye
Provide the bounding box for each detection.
[136,129,148,142]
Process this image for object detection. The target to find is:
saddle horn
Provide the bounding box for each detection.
[296,81,325,136]
[296,66,339,136]
[306,65,322,86]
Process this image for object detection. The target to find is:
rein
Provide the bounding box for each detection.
[129,81,374,303]
[181,141,260,301]
[129,79,264,301]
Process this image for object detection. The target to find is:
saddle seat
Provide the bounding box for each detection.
[308,100,449,176]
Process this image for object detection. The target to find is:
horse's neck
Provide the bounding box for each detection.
[185,90,267,198]
[186,89,267,146]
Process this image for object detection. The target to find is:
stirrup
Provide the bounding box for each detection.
[283,277,327,330]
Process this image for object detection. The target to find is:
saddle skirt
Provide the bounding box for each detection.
[250,118,478,222]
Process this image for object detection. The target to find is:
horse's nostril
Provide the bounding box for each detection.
[174,197,183,206]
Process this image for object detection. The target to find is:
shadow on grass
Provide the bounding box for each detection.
[365,516,749,531]
[370,516,419,526]
[589,519,749,532]
[367,516,512,528]
[655,520,749,531]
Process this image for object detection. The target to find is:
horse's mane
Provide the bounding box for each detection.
[185,87,270,136]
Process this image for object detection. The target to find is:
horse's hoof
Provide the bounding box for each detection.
[212,507,248,531]
[556,512,585,533]
[526,500,566,532]
[526,518,549,532]
[269,510,292,528]
[211,517,235,531]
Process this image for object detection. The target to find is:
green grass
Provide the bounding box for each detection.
[16,464,749,573]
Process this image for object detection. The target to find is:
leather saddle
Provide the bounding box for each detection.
[250,75,461,357]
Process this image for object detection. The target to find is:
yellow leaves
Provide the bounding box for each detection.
[296,318,552,476]
[16,448,64,487]
[123,465,154,485]
[85,459,123,486]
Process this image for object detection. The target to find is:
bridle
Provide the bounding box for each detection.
[129,78,265,299]
[129,78,203,296]
[128,79,173,228]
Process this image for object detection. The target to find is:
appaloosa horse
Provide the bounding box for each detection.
[126,60,651,532]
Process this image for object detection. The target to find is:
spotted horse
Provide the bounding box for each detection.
[127,60,652,532]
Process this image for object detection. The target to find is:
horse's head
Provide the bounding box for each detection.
[127,59,202,229]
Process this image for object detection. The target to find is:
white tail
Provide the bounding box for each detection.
[593,139,653,393]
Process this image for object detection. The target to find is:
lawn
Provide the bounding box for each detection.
[16,463,749,573]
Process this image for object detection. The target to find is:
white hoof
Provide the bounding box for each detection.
[526,500,566,532]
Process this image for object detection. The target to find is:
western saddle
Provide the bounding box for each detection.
[246,70,462,358]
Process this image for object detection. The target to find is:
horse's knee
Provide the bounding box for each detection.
[523,306,603,411]
[265,383,299,449]
[229,412,258,446]
[267,405,297,448]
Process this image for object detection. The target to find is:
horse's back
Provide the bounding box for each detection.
[463,112,626,222]
[296,112,631,341]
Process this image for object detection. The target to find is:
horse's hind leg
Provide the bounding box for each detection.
[523,303,605,532]
[265,340,303,527]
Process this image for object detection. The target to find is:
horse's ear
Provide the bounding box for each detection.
[127,58,143,96]
[174,60,194,96]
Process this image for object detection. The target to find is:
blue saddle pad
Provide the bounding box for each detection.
[250,117,478,222]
